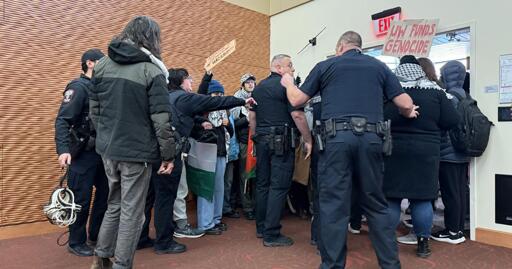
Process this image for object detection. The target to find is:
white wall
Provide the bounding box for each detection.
[271,0,512,239]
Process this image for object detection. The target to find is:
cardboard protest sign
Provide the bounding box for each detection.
[204,39,236,71]
[382,19,439,58]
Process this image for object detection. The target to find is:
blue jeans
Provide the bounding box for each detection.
[197,156,226,230]
[388,198,433,238]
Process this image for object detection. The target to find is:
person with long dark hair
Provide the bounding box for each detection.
[89,16,176,269]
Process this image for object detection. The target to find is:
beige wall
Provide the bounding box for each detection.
[223,0,312,15]
[271,0,512,243]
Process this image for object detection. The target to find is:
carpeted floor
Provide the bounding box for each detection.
[1,214,512,269]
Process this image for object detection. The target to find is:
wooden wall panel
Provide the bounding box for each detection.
[0,0,269,226]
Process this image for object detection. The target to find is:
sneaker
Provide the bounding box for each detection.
[431,229,466,244]
[173,224,205,239]
[402,219,413,228]
[223,210,240,219]
[348,224,361,234]
[256,232,263,238]
[204,226,223,235]
[263,235,294,247]
[215,222,228,231]
[416,237,431,258]
[154,240,187,255]
[67,244,94,257]
[397,231,417,245]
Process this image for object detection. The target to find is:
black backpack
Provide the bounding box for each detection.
[449,91,493,157]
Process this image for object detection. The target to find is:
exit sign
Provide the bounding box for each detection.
[371,7,402,36]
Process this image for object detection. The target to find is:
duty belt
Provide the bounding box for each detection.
[331,121,377,133]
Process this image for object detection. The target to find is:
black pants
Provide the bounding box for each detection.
[318,131,399,269]
[310,145,320,244]
[255,141,295,240]
[140,159,182,250]
[67,151,109,247]
[439,162,469,232]
[350,188,363,230]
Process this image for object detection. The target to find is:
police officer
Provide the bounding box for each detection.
[54,49,108,257]
[281,31,419,268]
[249,54,312,247]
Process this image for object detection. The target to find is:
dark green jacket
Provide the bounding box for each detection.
[90,40,175,163]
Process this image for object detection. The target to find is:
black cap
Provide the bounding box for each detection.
[81,48,105,63]
[399,55,419,65]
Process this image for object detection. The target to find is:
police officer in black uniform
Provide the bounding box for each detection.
[54,49,109,257]
[281,31,419,269]
[249,54,312,247]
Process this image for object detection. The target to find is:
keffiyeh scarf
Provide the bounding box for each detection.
[231,88,251,120]
[395,63,443,91]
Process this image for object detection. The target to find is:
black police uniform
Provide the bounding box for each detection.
[138,80,245,251]
[251,72,299,241]
[300,49,403,269]
[54,74,108,251]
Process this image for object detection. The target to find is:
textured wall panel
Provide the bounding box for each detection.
[0,0,269,226]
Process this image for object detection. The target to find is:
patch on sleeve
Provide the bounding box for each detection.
[63,89,75,103]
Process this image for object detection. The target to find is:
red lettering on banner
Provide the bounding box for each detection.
[422,40,430,54]
[384,39,394,52]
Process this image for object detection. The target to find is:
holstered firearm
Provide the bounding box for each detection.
[69,114,93,158]
[377,120,392,156]
[313,120,325,152]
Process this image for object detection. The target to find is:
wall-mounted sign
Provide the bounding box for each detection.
[499,54,512,104]
[382,19,439,58]
[371,7,402,36]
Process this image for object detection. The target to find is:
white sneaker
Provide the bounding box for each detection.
[397,231,417,245]
[348,224,361,234]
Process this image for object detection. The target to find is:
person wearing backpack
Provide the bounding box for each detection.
[432,60,472,244]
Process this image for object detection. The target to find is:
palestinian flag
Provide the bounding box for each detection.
[185,138,217,201]
[245,129,257,179]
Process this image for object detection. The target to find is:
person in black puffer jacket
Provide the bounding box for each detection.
[431,60,471,245]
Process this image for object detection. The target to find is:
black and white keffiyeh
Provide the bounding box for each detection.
[394,63,443,91]
[231,88,251,120]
